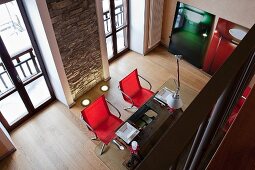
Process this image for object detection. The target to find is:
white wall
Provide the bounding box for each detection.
[22,0,74,107]
[129,0,146,55]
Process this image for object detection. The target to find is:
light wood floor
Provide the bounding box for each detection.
[0,102,109,170]
[0,46,210,170]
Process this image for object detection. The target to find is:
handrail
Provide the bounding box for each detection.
[103,4,123,15]
[136,23,255,170]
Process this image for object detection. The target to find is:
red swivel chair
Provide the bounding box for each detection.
[119,69,154,110]
[81,95,123,155]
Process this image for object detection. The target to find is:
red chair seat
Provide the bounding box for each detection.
[119,69,154,109]
[95,115,123,144]
[81,95,123,145]
[131,88,154,108]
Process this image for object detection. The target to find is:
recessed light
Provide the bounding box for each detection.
[100,85,109,92]
[202,33,208,37]
[229,28,247,41]
[81,99,90,106]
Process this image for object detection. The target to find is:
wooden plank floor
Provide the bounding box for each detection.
[0,102,109,170]
[0,46,210,170]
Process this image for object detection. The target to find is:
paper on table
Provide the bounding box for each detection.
[154,87,174,104]
[116,122,140,144]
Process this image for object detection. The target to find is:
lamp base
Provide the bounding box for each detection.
[166,92,183,109]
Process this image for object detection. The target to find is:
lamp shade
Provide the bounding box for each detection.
[166,93,183,109]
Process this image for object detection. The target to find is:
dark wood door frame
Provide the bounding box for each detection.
[0,0,55,132]
[17,0,55,98]
[0,38,35,113]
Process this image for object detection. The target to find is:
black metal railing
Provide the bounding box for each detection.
[103,4,124,36]
[0,47,40,96]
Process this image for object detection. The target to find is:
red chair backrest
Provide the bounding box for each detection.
[119,69,142,100]
[81,95,111,130]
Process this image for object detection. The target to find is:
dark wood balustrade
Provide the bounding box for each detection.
[103,4,124,36]
[0,47,40,96]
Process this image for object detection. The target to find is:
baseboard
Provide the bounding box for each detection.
[160,41,168,48]
[144,42,161,55]
[68,101,76,108]
[104,76,111,81]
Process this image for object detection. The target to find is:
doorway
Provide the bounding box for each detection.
[0,0,54,131]
[102,0,129,62]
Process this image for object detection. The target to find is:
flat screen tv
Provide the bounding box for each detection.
[169,2,215,68]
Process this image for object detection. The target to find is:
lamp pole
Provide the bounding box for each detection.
[175,55,182,97]
[177,58,180,91]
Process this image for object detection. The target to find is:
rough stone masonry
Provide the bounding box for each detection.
[46,0,103,100]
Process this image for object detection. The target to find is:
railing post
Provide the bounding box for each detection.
[16,56,27,78]
[29,49,40,73]
[26,60,33,75]
[0,73,8,89]
[0,63,10,90]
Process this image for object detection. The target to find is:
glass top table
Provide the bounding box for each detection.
[117,78,200,158]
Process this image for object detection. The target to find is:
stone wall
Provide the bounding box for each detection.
[46,0,103,99]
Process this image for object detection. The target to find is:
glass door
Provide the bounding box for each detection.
[102,0,129,62]
[0,0,54,131]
